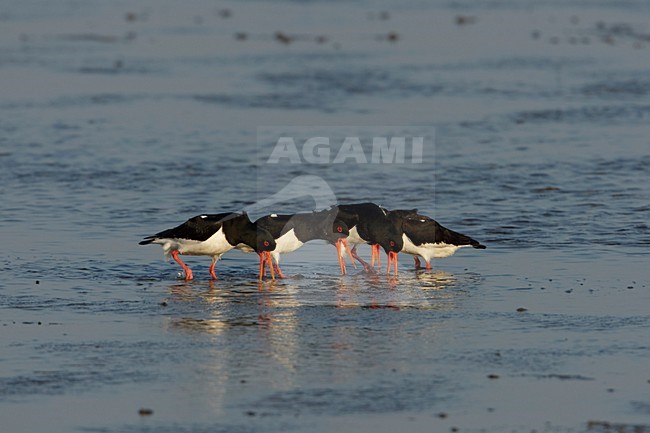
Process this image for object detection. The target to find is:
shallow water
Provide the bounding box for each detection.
[1,0,649,432]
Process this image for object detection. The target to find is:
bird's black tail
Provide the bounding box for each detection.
[470,239,486,249]
[441,225,486,249]
[139,237,155,245]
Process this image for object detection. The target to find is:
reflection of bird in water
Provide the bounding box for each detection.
[333,275,399,309]
[170,317,230,334]
[333,270,466,310]
[165,282,299,336]
[411,270,458,290]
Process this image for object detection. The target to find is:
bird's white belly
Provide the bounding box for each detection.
[274,228,304,254]
[235,243,255,253]
[347,226,365,246]
[402,234,463,260]
[156,228,233,257]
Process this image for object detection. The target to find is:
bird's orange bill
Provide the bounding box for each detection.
[258,251,275,281]
[258,252,276,280]
[370,244,381,267]
[336,239,346,274]
[386,251,399,275]
[265,251,276,280]
[336,238,355,274]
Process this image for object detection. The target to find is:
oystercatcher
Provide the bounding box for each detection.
[332,203,403,275]
[388,210,486,270]
[139,212,276,280]
[255,209,352,277]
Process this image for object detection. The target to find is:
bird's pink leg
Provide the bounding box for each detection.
[414,257,421,269]
[350,246,374,274]
[171,250,193,280]
[425,260,432,270]
[209,257,218,280]
[272,261,286,279]
[258,253,265,280]
[343,239,355,269]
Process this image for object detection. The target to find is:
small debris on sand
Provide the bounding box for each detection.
[455,15,477,26]
[586,420,648,432]
[536,186,561,192]
[275,32,292,45]
[138,408,153,416]
[217,9,232,19]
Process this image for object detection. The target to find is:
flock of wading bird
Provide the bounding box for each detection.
[139,202,486,280]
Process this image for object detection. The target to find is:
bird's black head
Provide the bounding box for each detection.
[377,225,403,254]
[379,236,403,254]
[322,218,349,244]
[255,228,276,253]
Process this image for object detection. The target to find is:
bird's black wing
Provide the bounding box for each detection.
[255,214,295,238]
[140,212,235,243]
[403,214,485,248]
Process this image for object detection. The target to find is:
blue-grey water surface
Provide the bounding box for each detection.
[1,1,649,432]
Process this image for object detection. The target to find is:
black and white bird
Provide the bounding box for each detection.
[139,212,277,280]
[388,210,486,270]
[255,209,352,278]
[332,203,404,275]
